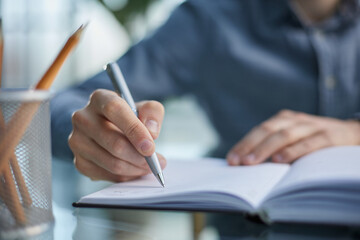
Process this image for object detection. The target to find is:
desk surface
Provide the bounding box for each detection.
[26,159,360,240]
[49,206,360,240]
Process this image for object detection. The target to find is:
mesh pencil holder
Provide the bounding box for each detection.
[0,89,54,239]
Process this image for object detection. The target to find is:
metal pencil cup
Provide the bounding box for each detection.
[0,90,54,239]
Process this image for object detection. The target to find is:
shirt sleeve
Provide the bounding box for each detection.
[50,0,209,160]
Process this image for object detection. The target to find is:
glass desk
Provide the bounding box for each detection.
[29,158,360,240]
[49,206,360,240]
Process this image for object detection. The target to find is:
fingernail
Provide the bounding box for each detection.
[139,139,153,153]
[243,154,256,164]
[227,153,240,165]
[145,120,159,135]
[273,154,284,162]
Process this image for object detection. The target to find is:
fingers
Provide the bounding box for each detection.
[74,155,141,182]
[74,153,167,182]
[70,89,167,183]
[272,133,332,163]
[227,110,299,165]
[70,127,167,182]
[69,130,150,177]
[89,89,155,156]
[242,122,320,165]
[72,111,147,168]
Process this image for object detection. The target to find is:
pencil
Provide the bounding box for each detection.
[0,110,32,220]
[0,19,3,86]
[0,24,86,174]
[2,165,26,224]
[35,23,87,89]
[0,24,87,226]
[10,156,32,207]
[0,18,29,224]
[0,18,32,207]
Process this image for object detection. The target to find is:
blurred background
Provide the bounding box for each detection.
[1,0,218,160]
[1,1,219,239]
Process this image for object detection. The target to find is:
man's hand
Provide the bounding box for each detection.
[226,110,360,165]
[68,89,166,182]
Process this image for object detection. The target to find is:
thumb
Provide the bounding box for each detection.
[136,101,165,140]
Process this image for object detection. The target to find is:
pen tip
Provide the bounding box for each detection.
[156,173,165,188]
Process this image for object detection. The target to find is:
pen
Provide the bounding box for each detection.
[105,62,165,187]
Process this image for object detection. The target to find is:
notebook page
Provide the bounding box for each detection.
[80,158,289,209]
[267,146,360,197]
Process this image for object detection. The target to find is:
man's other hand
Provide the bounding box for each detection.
[226,110,360,165]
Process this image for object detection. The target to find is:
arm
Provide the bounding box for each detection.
[51,0,209,179]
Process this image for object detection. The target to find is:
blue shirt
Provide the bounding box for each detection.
[51,0,360,159]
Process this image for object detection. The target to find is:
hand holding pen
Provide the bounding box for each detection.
[106,62,165,186]
[69,66,167,184]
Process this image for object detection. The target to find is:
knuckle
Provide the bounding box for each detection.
[281,148,294,160]
[124,120,142,139]
[110,159,123,175]
[71,111,88,128]
[278,129,293,141]
[278,109,294,117]
[102,98,122,118]
[259,122,275,134]
[111,137,125,156]
[89,89,103,104]
[68,132,78,151]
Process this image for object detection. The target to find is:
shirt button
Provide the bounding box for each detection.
[325,76,336,90]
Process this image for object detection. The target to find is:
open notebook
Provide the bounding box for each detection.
[74,146,360,225]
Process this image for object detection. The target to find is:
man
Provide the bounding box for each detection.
[51,0,360,182]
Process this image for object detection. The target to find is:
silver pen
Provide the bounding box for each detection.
[105,62,165,187]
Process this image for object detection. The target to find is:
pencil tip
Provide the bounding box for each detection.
[74,22,89,37]
[81,22,90,30]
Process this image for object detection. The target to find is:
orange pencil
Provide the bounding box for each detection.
[0,24,87,174]
[35,23,87,89]
[0,19,3,86]
[2,167,26,224]
[0,18,31,207]
[0,18,29,224]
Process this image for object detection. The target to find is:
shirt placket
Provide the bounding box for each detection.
[310,28,340,117]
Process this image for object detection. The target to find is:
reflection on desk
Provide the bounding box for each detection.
[49,207,360,240]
